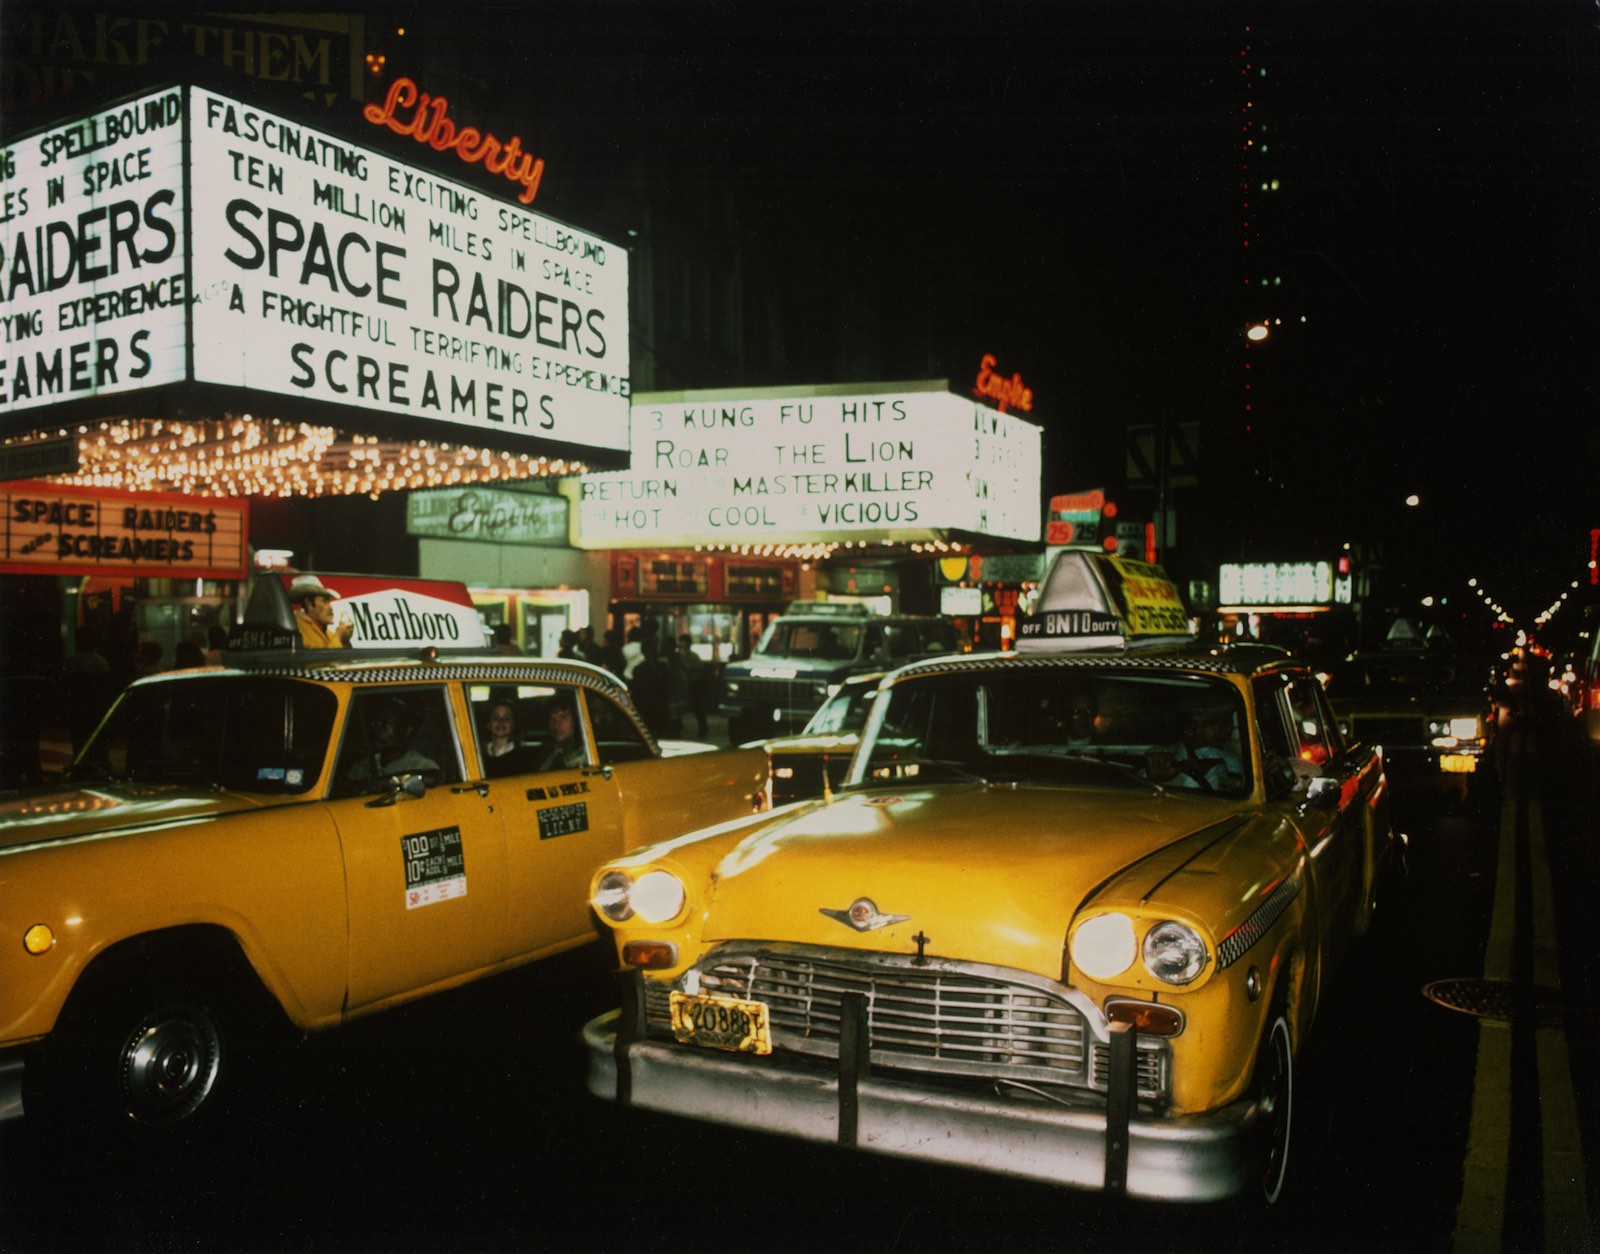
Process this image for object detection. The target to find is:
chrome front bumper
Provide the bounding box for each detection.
[583,1009,1261,1203]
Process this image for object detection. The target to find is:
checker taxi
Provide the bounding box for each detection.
[583,552,1399,1204]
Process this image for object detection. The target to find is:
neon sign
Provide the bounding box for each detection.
[363,77,545,205]
[973,353,1033,414]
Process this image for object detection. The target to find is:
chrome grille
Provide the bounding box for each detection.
[648,944,1169,1101]
[739,676,819,712]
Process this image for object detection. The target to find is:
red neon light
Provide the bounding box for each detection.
[973,354,1034,414]
[364,77,546,205]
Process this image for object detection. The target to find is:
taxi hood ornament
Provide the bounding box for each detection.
[820,898,909,932]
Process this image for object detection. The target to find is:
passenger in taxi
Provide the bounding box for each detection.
[481,699,538,777]
[344,696,440,787]
[1144,692,1244,792]
[537,690,586,771]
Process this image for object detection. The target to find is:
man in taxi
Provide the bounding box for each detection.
[344,696,440,788]
[1144,691,1244,791]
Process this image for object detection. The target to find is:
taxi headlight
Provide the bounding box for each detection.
[631,870,687,923]
[1071,913,1137,981]
[1142,920,1209,985]
[594,870,636,922]
[595,869,686,923]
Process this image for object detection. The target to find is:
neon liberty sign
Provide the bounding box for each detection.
[363,77,545,205]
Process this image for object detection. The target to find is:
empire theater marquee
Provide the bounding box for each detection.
[0,83,631,495]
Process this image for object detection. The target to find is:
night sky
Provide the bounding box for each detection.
[12,0,1598,628]
[387,0,1599,628]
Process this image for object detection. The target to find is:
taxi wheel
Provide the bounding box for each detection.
[1252,1013,1294,1205]
[110,998,226,1127]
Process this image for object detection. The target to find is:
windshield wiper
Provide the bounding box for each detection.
[62,759,121,785]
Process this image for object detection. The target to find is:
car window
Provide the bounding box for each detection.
[854,669,1251,796]
[72,676,336,795]
[1285,676,1334,765]
[1251,675,1301,800]
[589,690,654,764]
[332,688,463,798]
[465,682,586,778]
[803,684,877,735]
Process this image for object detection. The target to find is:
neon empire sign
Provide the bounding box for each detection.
[973,354,1033,414]
[363,77,545,204]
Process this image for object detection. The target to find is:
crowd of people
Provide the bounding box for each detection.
[554,624,713,741]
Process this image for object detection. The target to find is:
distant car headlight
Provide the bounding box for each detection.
[1071,913,1137,981]
[593,868,687,924]
[1449,717,1481,740]
[1142,920,1209,985]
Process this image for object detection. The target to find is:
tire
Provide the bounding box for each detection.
[1252,1013,1294,1204]
[40,976,241,1133]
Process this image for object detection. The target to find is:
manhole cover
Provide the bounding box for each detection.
[1423,978,1514,1021]
[1422,979,1566,1026]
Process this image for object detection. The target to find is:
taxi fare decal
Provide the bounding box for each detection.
[402,826,467,910]
[537,802,589,840]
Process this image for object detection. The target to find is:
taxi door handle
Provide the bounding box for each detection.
[582,764,614,781]
[452,782,491,797]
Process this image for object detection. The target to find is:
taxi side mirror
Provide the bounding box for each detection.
[366,773,429,808]
[1298,775,1341,813]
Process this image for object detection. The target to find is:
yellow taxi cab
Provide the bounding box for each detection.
[761,671,885,805]
[0,573,767,1130]
[583,552,1400,1204]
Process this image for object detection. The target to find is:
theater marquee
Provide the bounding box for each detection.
[572,384,1042,547]
[0,85,630,464]
[0,479,248,578]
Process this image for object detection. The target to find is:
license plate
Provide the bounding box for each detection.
[1440,753,1477,774]
[669,991,773,1054]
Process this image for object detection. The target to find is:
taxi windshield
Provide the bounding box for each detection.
[801,683,878,735]
[851,668,1251,797]
[67,675,337,794]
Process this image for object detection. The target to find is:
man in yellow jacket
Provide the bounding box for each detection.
[290,574,354,648]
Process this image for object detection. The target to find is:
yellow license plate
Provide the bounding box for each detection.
[1440,754,1477,774]
[669,991,773,1054]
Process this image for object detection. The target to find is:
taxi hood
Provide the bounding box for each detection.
[0,783,270,853]
[696,784,1236,981]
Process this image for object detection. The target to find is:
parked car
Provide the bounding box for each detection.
[760,671,885,805]
[583,551,1400,1205]
[0,575,768,1131]
[719,602,957,742]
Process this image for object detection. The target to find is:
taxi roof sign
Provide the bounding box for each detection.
[1015,551,1194,652]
